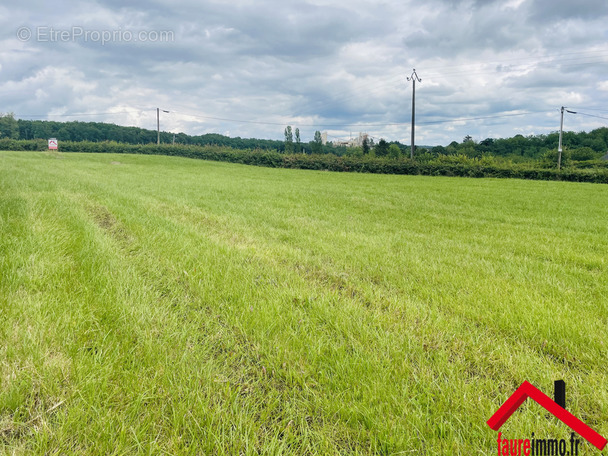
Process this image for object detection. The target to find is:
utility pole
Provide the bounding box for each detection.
[558,106,564,170]
[558,106,576,170]
[407,69,422,159]
[157,108,170,145]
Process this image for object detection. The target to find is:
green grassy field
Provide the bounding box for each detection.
[1,150,607,455]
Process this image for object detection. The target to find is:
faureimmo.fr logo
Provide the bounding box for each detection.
[487,381,607,454]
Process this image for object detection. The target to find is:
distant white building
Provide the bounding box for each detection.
[321,132,328,145]
[331,132,369,148]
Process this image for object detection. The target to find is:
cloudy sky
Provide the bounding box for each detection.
[2,0,608,145]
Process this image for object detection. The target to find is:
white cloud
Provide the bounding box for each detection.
[0,0,607,145]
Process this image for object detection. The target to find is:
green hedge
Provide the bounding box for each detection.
[2,139,607,184]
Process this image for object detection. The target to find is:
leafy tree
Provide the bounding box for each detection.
[0,113,19,139]
[540,148,571,169]
[388,143,401,159]
[295,128,301,153]
[446,141,459,155]
[362,136,370,155]
[375,139,389,157]
[311,130,322,154]
[569,146,598,161]
[414,151,435,162]
[461,144,480,158]
[284,126,294,153]
[346,146,364,158]
[431,145,446,156]
[477,138,495,155]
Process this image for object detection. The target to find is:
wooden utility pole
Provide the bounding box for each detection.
[558,106,576,170]
[157,108,170,145]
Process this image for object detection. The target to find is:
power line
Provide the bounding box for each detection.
[568,106,608,113]
[417,111,542,125]
[12,46,608,135]
[570,111,608,121]
[17,107,147,118]
[14,107,548,131]
[157,108,548,129]
[153,108,397,128]
[287,52,608,120]
[314,47,608,108]
[422,48,608,78]
[17,111,137,118]
[168,111,289,126]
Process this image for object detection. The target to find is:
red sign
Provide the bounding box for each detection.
[48,138,58,150]
[487,381,607,450]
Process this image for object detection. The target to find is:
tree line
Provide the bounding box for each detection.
[0,114,284,151]
[1,113,607,165]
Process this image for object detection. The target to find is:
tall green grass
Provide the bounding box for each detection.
[1,151,607,455]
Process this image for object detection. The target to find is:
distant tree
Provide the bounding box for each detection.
[540,148,571,169]
[388,143,401,159]
[0,113,19,139]
[346,146,364,158]
[14,116,608,165]
[284,126,294,153]
[362,136,370,155]
[506,134,527,156]
[584,127,608,152]
[446,141,460,155]
[432,145,446,156]
[461,144,480,159]
[375,139,389,157]
[570,146,599,161]
[295,128,301,153]
[312,130,323,154]
[477,138,495,155]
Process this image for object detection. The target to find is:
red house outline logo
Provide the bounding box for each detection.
[487,381,607,450]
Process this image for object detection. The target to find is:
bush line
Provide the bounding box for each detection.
[3,139,607,184]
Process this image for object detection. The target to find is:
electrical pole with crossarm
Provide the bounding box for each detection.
[157,108,170,145]
[558,106,576,170]
[407,69,422,159]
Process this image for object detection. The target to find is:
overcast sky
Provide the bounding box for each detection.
[2,0,608,145]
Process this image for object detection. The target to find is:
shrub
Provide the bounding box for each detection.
[2,140,608,184]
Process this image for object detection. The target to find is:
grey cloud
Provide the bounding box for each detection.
[528,0,608,23]
[1,0,607,145]
[403,2,537,57]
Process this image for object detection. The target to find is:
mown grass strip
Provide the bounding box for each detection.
[1,151,607,454]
